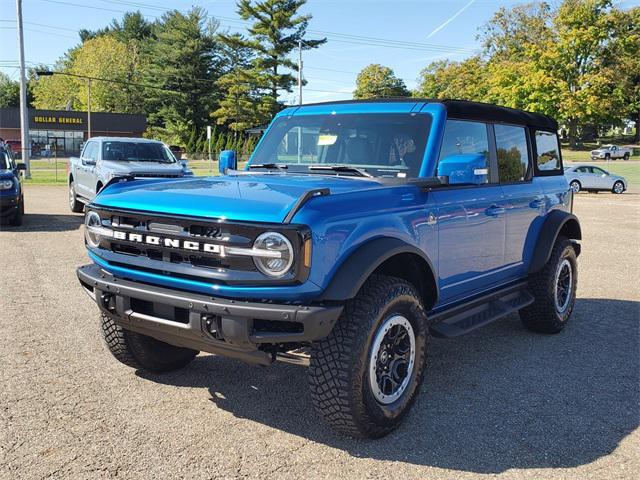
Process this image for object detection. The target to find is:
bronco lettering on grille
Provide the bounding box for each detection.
[113,230,222,254]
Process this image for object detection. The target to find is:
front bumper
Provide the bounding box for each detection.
[77,264,343,365]
[0,193,20,217]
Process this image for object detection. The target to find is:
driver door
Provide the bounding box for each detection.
[76,141,97,199]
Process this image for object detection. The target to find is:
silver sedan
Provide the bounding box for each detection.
[564,164,628,194]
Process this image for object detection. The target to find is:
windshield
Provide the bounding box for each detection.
[0,151,11,170]
[102,141,176,163]
[250,113,431,178]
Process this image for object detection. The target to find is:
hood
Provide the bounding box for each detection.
[102,160,185,175]
[0,169,16,180]
[93,173,385,223]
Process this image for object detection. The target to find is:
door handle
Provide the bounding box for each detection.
[485,204,505,217]
[529,199,545,209]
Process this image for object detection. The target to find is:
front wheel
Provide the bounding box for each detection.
[309,275,428,438]
[569,180,581,193]
[9,197,23,226]
[100,313,198,372]
[69,182,84,213]
[612,181,625,194]
[520,237,578,334]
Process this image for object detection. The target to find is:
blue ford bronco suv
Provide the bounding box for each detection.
[77,99,581,438]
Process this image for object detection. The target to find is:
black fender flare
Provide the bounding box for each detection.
[529,210,581,274]
[320,237,438,303]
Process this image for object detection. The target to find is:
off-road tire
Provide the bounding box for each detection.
[100,312,198,372]
[623,153,630,161]
[69,182,84,213]
[9,197,23,226]
[520,237,577,334]
[309,275,428,438]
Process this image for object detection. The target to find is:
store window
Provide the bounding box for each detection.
[28,129,84,157]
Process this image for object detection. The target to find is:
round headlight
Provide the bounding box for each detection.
[84,211,102,248]
[253,232,294,277]
[0,179,14,190]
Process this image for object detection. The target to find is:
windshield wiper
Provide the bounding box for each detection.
[249,163,289,171]
[308,165,372,177]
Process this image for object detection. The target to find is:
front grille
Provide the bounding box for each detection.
[91,207,309,285]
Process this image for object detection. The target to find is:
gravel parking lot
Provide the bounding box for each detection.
[1,186,638,480]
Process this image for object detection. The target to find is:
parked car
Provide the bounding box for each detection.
[68,137,193,213]
[77,99,581,438]
[0,145,26,225]
[590,144,632,161]
[564,164,627,193]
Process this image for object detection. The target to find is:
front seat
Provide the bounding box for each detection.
[345,137,372,164]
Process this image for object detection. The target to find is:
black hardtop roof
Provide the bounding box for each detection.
[298,98,558,131]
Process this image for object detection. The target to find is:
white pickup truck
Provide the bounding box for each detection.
[590,145,633,161]
[68,137,192,212]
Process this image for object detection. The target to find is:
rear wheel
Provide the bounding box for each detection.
[569,180,581,193]
[100,313,198,372]
[69,181,84,213]
[309,275,428,438]
[612,181,625,194]
[520,237,577,334]
[623,153,630,161]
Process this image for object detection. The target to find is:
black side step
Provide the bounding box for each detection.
[429,284,534,338]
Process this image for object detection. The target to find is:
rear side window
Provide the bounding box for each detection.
[535,131,562,173]
[437,120,490,185]
[495,124,529,183]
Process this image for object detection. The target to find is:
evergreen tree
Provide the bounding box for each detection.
[234,0,325,118]
[143,7,222,145]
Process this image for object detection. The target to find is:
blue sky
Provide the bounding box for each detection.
[1,0,639,104]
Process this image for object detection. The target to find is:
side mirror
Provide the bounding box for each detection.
[180,159,188,168]
[219,150,237,174]
[82,158,96,166]
[437,153,487,185]
[16,163,26,171]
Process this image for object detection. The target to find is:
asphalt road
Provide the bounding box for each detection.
[1,186,638,480]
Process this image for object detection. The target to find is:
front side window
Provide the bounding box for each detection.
[535,131,561,172]
[82,142,98,161]
[102,141,176,163]
[495,124,529,183]
[437,119,490,185]
[250,113,431,178]
[591,167,607,175]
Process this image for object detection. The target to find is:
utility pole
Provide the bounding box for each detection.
[297,39,303,163]
[87,78,92,138]
[16,0,30,178]
[297,39,303,106]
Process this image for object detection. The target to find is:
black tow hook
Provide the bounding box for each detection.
[100,293,116,313]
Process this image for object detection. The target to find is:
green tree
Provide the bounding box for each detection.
[213,33,266,131]
[0,72,20,108]
[354,64,409,99]
[235,0,325,117]
[32,36,145,113]
[478,0,628,147]
[142,8,222,145]
[415,57,488,100]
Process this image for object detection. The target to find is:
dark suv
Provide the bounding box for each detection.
[0,144,26,226]
[77,99,581,438]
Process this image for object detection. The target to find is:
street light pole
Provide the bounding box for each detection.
[15,0,31,178]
